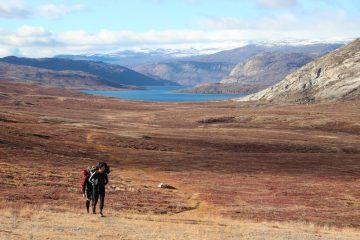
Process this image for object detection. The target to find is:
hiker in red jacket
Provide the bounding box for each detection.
[80,167,94,213]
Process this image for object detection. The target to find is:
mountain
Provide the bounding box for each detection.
[0,62,139,90]
[221,52,314,85]
[56,49,232,86]
[56,48,215,67]
[181,43,344,93]
[132,61,234,86]
[0,56,178,87]
[185,43,344,64]
[56,50,175,67]
[54,42,344,87]
[58,43,343,66]
[236,39,360,103]
[135,43,343,87]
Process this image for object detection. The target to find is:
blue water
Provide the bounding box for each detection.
[82,86,245,102]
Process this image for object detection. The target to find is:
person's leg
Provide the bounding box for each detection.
[86,200,90,213]
[99,186,105,216]
[85,186,92,213]
[92,186,99,214]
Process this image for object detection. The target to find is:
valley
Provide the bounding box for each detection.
[1,0,359,239]
[1,80,359,239]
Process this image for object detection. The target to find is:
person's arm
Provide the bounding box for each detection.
[104,173,109,185]
[89,172,97,185]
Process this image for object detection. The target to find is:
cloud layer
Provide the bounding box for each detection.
[0,0,85,20]
[37,4,85,20]
[257,0,298,8]
[0,0,358,57]
[0,20,356,58]
[0,0,30,19]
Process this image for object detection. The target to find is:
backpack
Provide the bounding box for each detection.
[97,161,110,174]
[87,165,98,175]
[80,168,90,192]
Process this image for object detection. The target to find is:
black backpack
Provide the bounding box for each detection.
[97,161,110,174]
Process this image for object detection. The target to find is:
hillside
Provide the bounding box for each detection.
[221,52,314,85]
[133,61,233,86]
[178,82,267,94]
[179,44,344,93]
[236,39,360,103]
[182,52,315,94]
[56,48,206,67]
[1,80,360,237]
[57,43,343,87]
[185,43,343,64]
[0,56,178,87]
[0,62,141,90]
[56,50,175,67]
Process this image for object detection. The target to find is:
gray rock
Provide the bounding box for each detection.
[158,183,176,189]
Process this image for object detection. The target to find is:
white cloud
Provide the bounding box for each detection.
[2,26,54,46]
[0,1,86,20]
[257,0,298,8]
[0,0,30,18]
[0,8,358,58]
[37,4,85,20]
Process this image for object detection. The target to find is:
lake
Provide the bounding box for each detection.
[82,86,246,102]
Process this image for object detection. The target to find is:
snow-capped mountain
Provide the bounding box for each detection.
[55,40,350,86]
[56,48,222,67]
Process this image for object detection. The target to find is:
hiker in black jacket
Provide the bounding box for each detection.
[89,163,109,216]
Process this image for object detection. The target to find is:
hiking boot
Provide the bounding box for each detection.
[100,212,104,217]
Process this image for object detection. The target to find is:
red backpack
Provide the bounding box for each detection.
[80,169,88,192]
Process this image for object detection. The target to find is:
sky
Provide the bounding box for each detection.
[0,0,359,57]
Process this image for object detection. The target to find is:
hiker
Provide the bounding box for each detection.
[80,166,95,213]
[89,162,109,216]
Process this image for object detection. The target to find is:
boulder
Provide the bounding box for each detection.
[158,183,176,190]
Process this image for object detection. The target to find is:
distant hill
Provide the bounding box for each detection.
[236,39,360,103]
[133,43,344,87]
[54,43,344,87]
[185,43,344,64]
[56,48,210,67]
[0,56,178,87]
[0,62,141,90]
[181,43,344,93]
[132,61,234,86]
[221,52,314,86]
[56,50,175,67]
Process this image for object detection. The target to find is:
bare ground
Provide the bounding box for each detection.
[1,206,360,240]
[0,80,360,238]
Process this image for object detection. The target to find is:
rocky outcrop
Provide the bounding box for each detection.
[236,39,360,103]
[221,52,314,86]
